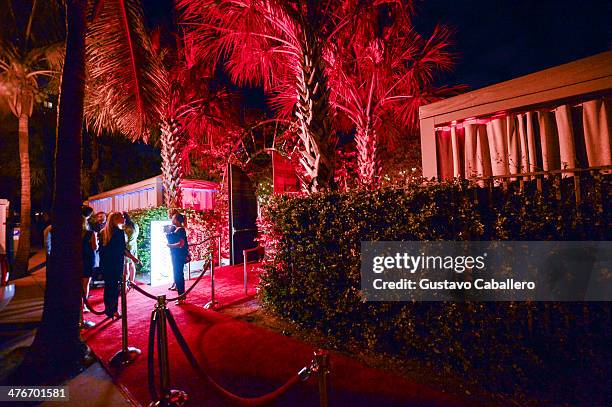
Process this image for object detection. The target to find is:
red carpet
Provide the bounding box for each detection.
[83,263,469,406]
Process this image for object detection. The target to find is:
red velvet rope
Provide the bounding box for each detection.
[128,261,210,302]
[164,308,304,406]
[82,291,107,316]
[166,263,209,302]
[129,281,162,301]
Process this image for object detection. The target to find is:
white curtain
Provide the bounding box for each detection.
[89,197,112,214]
[114,188,157,212]
[464,123,491,183]
[583,99,612,167]
[435,97,612,180]
[89,188,157,214]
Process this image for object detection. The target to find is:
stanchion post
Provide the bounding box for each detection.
[315,350,330,407]
[157,296,170,394]
[211,260,215,305]
[217,236,222,266]
[155,295,188,406]
[204,260,218,309]
[243,249,247,295]
[109,275,141,367]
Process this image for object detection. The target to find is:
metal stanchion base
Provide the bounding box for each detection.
[148,390,189,407]
[203,300,218,310]
[109,347,141,367]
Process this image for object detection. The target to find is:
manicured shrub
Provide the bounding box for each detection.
[258,174,610,396]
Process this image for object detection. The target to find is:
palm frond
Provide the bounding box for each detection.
[85,0,167,140]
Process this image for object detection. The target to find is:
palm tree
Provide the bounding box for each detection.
[83,0,167,141]
[84,0,169,205]
[157,36,238,208]
[84,1,231,208]
[0,0,63,278]
[327,3,462,186]
[17,0,89,379]
[178,0,344,192]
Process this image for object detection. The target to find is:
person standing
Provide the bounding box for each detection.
[166,213,189,305]
[80,206,97,328]
[90,212,107,283]
[122,212,139,287]
[91,212,107,233]
[99,212,140,319]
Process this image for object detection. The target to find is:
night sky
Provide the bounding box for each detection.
[414,0,612,89]
[143,0,612,94]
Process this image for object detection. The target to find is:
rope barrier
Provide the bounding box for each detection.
[130,280,160,301]
[148,295,189,406]
[164,308,312,406]
[166,262,210,302]
[129,260,211,303]
[88,233,331,406]
[82,290,107,316]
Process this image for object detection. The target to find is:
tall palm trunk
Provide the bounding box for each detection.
[26,0,88,377]
[90,131,102,195]
[295,29,336,193]
[14,114,32,277]
[160,118,183,208]
[356,123,380,187]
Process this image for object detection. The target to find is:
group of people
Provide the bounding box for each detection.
[78,208,190,324]
[81,208,140,321]
[45,207,190,324]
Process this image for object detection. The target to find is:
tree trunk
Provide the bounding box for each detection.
[160,118,183,208]
[294,29,336,193]
[356,124,380,187]
[25,0,88,380]
[90,131,101,195]
[13,114,32,278]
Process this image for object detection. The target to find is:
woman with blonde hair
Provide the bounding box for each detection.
[99,212,140,319]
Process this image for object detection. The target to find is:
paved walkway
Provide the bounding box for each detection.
[0,250,132,406]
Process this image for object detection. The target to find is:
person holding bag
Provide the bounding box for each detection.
[99,212,140,319]
[166,213,189,305]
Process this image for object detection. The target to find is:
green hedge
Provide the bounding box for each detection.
[127,206,222,275]
[258,174,610,396]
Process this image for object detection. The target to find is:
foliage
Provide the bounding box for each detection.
[84,0,167,140]
[81,131,161,199]
[258,174,611,396]
[126,207,167,274]
[0,0,64,277]
[327,2,464,186]
[127,206,224,274]
[255,176,273,209]
[178,0,344,191]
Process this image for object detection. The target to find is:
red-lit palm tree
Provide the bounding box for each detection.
[85,2,232,208]
[177,0,343,192]
[83,0,167,142]
[327,3,462,186]
[157,38,237,207]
